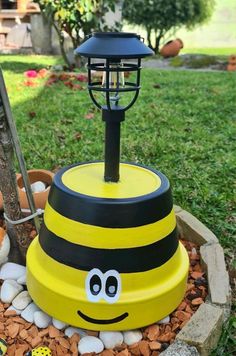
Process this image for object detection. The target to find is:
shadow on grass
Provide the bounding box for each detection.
[0,61,55,73]
[0,53,64,73]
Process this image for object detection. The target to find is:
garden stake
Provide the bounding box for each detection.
[0,90,29,261]
[0,69,40,234]
[27,32,189,330]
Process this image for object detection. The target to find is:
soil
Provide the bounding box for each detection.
[0,213,208,356]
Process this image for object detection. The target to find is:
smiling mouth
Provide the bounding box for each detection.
[77,310,129,324]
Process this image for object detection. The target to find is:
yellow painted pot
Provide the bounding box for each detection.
[27,162,189,330]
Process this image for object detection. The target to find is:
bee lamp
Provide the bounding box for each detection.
[26,32,189,330]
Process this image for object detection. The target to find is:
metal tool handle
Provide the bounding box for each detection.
[0,69,40,233]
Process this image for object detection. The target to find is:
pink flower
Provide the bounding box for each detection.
[24,70,38,78]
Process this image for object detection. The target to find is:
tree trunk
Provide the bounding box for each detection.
[146,28,155,51]
[155,30,164,54]
[0,101,30,264]
[30,13,52,54]
[52,23,73,70]
[70,35,81,68]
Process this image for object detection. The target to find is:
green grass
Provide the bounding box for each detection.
[0,55,235,250]
[182,48,236,56]
[0,53,235,354]
[211,312,236,356]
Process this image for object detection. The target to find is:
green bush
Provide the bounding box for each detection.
[35,0,118,67]
[123,0,215,53]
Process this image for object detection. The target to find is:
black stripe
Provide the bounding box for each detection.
[39,223,178,273]
[48,162,173,228]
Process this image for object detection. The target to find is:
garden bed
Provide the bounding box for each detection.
[0,238,205,356]
[0,206,231,356]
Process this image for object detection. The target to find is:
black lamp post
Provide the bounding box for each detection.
[76,32,153,182]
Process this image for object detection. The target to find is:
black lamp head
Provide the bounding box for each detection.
[76,32,153,59]
[76,32,153,111]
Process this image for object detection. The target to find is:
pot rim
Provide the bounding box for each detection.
[17,169,54,190]
[0,227,6,245]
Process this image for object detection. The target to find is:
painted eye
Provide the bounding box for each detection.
[104,270,121,303]
[86,268,104,302]
[105,276,118,297]
[90,274,102,296]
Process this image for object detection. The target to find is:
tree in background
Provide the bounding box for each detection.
[34,0,120,68]
[122,0,215,53]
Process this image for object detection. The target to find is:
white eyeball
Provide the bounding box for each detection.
[85,269,122,304]
[103,270,121,304]
[85,268,104,302]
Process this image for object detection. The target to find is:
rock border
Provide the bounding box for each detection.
[161,206,231,356]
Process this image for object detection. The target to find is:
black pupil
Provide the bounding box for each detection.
[90,274,102,295]
[105,276,118,297]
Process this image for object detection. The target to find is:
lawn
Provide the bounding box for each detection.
[0,54,235,353]
[182,48,236,56]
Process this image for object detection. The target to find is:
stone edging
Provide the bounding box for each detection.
[160,206,231,356]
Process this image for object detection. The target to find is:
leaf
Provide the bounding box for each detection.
[23,80,38,87]
[74,132,82,141]
[77,74,88,82]
[85,113,95,119]
[72,84,83,90]
[28,112,37,118]
[38,68,49,78]
[64,81,74,88]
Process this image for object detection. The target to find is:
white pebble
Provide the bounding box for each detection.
[123,330,142,346]
[17,273,27,285]
[192,247,197,255]
[52,318,68,330]
[99,331,123,349]
[0,262,26,280]
[157,315,170,324]
[64,326,87,338]
[0,279,23,303]
[0,233,10,265]
[31,181,46,193]
[34,310,52,328]
[78,336,104,354]
[12,290,32,310]
[7,305,22,315]
[21,302,40,322]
